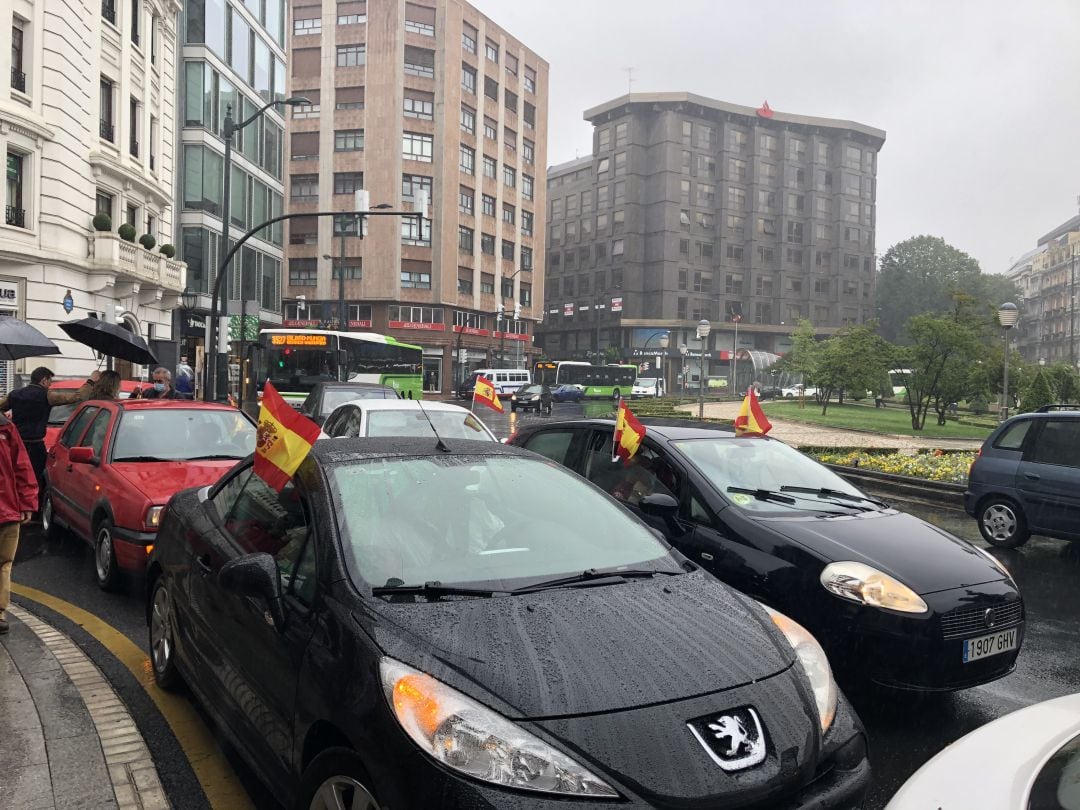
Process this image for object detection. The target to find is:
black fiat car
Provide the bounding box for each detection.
[147,438,869,809]
[510,419,1025,692]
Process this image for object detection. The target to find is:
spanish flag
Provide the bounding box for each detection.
[472,375,504,413]
[734,389,773,435]
[254,382,321,491]
[612,399,646,464]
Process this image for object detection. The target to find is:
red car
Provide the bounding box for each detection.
[45,379,143,451]
[43,400,256,590]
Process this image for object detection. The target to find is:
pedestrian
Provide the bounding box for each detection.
[0,410,37,634]
[175,355,195,399]
[86,370,123,401]
[141,367,181,399]
[0,367,96,510]
[540,383,553,416]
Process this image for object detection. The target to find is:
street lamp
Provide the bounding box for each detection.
[679,343,689,394]
[180,289,198,311]
[204,95,311,402]
[642,330,669,396]
[998,302,1019,422]
[696,319,711,418]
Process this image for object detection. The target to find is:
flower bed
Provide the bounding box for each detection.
[805,450,976,484]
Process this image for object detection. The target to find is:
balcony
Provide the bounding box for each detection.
[5,207,26,228]
[11,67,26,93]
[90,231,185,292]
[100,119,115,142]
[102,0,115,23]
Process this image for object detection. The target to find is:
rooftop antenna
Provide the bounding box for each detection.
[413,396,451,453]
[623,67,635,94]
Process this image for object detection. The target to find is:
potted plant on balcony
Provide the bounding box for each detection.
[118,223,137,242]
[159,243,176,259]
[92,213,112,232]
[139,233,156,250]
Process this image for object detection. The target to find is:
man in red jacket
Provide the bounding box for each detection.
[0,411,37,634]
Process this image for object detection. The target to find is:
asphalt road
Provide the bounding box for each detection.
[11,400,1080,809]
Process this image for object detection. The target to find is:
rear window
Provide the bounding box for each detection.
[1026,419,1080,469]
[993,419,1032,451]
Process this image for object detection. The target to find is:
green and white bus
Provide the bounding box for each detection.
[533,361,637,400]
[258,329,423,406]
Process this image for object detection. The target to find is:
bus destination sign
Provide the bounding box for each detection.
[270,334,330,347]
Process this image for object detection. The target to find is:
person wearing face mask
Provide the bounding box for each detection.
[141,367,182,399]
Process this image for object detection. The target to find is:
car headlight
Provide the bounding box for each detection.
[820,561,928,614]
[380,658,617,797]
[761,606,837,733]
[144,505,165,530]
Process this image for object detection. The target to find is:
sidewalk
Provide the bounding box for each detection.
[685,401,984,451]
[0,605,169,809]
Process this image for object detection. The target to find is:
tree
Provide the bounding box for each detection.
[876,236,1021,343]
[812,324,894,415]
[894,314,984,429]
[1020,368,1054,413]
[1045,362,1080,404]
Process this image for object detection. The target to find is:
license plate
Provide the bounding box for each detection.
[962,628,1018,663]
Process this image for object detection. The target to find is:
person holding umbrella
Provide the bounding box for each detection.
[0,409,37,634]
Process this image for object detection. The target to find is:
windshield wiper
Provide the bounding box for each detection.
[779,486,888,511]
[370,581,503,600]
[186,454,246,461]
[113,455,171,462]
[512,567,679,594]
[726,486,851,516]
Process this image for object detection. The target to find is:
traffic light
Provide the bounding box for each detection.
[497,303,504,322]
[513,302,521,320]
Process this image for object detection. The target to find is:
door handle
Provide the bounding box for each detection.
[700,552,714,561]
[1024,473,1040,481]
[196,554,212,574]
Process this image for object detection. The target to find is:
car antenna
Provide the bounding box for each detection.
[414,396,451,452]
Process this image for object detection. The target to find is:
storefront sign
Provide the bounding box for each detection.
[563,303,574,316]
[348,320,373,329]
[388,321,446,331]
[453,325,490,337]
[0,280,20,311]
[493,332,529,341]
[610,297,623,313]
[283,319,321,328]
[270,334,329,347]
[180,313,208,336]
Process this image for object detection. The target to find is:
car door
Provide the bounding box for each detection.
[518,426,588,469]
[46,404,100,529]
[63,407,115,540]
[1017,417,1080,538]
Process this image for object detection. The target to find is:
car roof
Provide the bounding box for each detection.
[310,436,531,463]
[518,417,739,440]
[312,381,395,391]
[335,399,474,413]
[115,400,242,412]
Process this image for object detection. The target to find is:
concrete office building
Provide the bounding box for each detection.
[176,0,288,389]
[1,0,186,387]
[539,93,885,393]
[283,0,548,394]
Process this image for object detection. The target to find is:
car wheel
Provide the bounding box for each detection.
[149,578,182,690]
[41,491,61,540]
[297,748,381,810]
[978,498,1031,548]
[93,518,122,591]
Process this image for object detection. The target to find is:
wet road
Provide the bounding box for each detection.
[11,399,1080,808]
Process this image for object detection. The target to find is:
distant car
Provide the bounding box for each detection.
[509,383,548,413]
[631,378,664,398]
[146,437,870,809]
[551,383,585,403]
[298,381,399,426]
[511,417,1025,692]
[783,384,819,398]
[965,405,1080,548]
[45,379,142,451]
[43,400,256,590]
[321,399,498,441]
[886,693,1080,809]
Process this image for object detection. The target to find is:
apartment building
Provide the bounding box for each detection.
[283,0,548,393]
[1,0,185,385]
[538,93,885,392]
[176,0,288,380]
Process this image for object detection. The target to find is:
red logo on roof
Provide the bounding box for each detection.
[756,101,774,119]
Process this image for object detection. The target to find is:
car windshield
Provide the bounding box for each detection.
[365,409,494,440]
[330,454,678,590]
[321,387,392,414]
[517,385,542,395]
[673,437,864,514]
[112,409,256,461]
[635,379,656,387]
[48,403,78,425]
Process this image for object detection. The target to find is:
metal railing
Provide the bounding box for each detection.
[11,68,26,93]
[5,207,26,228]
[100,120,114,141]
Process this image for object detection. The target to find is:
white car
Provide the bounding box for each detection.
[320,399,499,442]
[886,693,1080,810]
[782,384,819,398]
[631,377,664,398]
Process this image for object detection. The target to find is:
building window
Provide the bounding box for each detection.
[331,262,362,280]
[402,132,432,162]
[485,39,498,63]
[501,278,514,298]
[336,44,366,67]
[725,273,743,295]
[480,273,495,294]
[502,203,515,225]
[519,175,534,202]
[504,127,517,152]
[815,278,830,295]
[483,116,497,140]
[484,76,499,100]
[757,189,776,210]
[5,152,27,228]
[786,248,804,265]
[11,22,26,93]
[462,24,477,54]
[524,65,536,94]
[459,186,474,215]
[336,86,364,110]
[458,225,474,252]
[481,233,495,255]
[335,129,364,151]
[333,172,363,194]
[521,246,533,270]
[95,190,114,218]
[460,105,475,134]
[102,0,116,24]
[99,77,115,141]
[843,253,860,270]
[504,51,518,76]
[291,91,320,118]
[401,174,432,201]
[403,94,434,120]
[521,210,533,236]
[128,97,140,158]
[786,221,804,243]
[759,133,777,154]
[400,216,431,246]
[337,12,366,25]
[504,89,518,113]
[482,154,497,179]
[461,64,476,94]
[458,276,473,295]
[612,238,625,257]
[726,244,744,261]
[501,240,514,260]
[403,46,435,78]
[459,143,475,175]
[727,186,746,210]
[293,17,320,35]
[481,194,496,217]
[400,271,432,289]
[291,174,319,201]
[404,18,434,37]
[523,139,534,164]
[679,238,690,255]
[728,128,746,150]
[289,258,317,286]
[726,213,745,231]
[757,246,774,264]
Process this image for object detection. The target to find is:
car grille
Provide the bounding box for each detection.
[940,599,1023,640]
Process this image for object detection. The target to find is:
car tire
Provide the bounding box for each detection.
[296,748,382,810]
[41,491,61,541]
[149,578,182,690]
[978,498,1031,548]
[93,517,122,591]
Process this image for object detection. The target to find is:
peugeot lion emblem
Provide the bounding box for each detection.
[688,707,767,771]
[983,607,997,628]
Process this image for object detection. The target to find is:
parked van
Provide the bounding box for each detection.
[457,368,532,398]
[631,377,664,398]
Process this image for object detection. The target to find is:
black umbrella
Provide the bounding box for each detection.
[0,316,61,361]
[59,317,158,366]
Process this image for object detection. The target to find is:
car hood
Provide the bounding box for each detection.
[111,460,239,504]
[761,510,1005,595]
[368,571,792,719]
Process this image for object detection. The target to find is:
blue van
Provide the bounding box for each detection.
[965,406,1080,547]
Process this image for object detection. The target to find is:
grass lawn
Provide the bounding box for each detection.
[762,400,994,439]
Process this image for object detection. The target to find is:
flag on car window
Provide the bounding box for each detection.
[612,399,646,464]
[472,375,504,413]
[254,381,321,491]
[734,388,772,435]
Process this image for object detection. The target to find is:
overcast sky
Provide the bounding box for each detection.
[471,0,1080,273]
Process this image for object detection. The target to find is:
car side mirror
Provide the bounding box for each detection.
[219,553,286,632]
[639,493,681,532]
[69,446,98,465]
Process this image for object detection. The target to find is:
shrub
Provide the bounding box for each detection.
[92,213,112,232]
[969,395,989,415]
[117,223,137,242]
[139,233,157,250]
[158,243,176,258]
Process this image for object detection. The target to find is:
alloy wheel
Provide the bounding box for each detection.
[310,776,380,810]
[150,585,172,675]
[982,503,1017,542]
[41,495,53,533]
[95,526,113,581]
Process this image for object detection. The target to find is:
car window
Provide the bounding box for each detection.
[522,430,577,465]
[688,486,714,526]
[321,388,391,414]
[994,419,1032,451]
[584,433,679,506]
[81,410,112,456]
[212,465,255,519]
[112,409,255,461]
[1026,419,1080,469]
[59,406,99,447]
[325,405,363,438]
[365,409,493,440]
[49,403,79,426]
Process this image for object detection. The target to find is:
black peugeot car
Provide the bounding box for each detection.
[147,438,869,809]
[510,418,1025,692]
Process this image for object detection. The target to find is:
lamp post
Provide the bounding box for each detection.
[179,289,198,396]
[697,319,711,418]
[498,268,523,365]
[679,343,688,394]
[731,313,741,399]
[334,194,395,334]
[642,330,669,396]
[998,302,1019,422]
